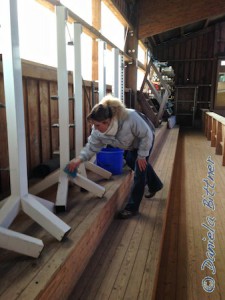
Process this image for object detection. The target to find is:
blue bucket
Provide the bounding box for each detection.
[96,147,124,175]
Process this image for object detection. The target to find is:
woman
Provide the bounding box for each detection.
[67,95,163,219]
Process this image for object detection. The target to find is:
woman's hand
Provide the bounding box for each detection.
[137,158,147,171]
[67,158,82,172]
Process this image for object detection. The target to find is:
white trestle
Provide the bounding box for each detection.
[0,0,71,258]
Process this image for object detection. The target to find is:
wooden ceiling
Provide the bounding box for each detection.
[137,0,225,45]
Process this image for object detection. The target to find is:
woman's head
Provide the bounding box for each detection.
[87,104,112,122]
[87,95,127,132]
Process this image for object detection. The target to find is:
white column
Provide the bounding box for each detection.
[98,40,106,101]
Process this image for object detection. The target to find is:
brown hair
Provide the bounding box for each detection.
[87,104,112,122]
[87,95,128,122]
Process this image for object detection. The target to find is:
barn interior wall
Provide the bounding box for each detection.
[152,22,225,126]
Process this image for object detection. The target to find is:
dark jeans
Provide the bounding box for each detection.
[123,149,163,212]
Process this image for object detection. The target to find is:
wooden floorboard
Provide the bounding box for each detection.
[156,129,225,300]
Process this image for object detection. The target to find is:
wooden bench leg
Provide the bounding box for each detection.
[211,118,216,147]
[222,124,225,166]
[216,121,222,155]
[207,115,212,141]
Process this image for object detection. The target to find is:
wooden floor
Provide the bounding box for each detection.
[70,129,225,300]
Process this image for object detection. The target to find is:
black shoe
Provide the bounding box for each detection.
[117,209,138,219]
[145,185,163,198]
[145,191,156,198]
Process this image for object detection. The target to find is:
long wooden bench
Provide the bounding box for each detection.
[69,125,180,299]
[204,111,225,165]
[0,123,172,300]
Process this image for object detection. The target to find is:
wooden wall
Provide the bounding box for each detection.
[0,60,107,199]
[153,22,225,126]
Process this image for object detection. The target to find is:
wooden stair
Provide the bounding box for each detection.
[0,122,179,300]
[69,125,180,299]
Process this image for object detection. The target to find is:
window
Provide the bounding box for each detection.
[16,0,92,80]
[18,0,57,67]
[137,43,146,65]
[101,2,125,51]
[60,0,92,25]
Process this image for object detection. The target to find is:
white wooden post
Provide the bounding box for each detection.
[55,6,70,210]
[74,23,84,156]
[0,0,71,258]
[112,48,119,98]
[98,40,106,101]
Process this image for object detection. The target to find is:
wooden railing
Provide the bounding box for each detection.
[204,111,225,166]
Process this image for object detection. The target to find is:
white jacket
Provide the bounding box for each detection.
[79,109,155,161]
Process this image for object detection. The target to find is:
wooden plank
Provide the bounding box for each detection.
[27,79,41,169]
[68,220,128,299]
[49,81,59,155]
